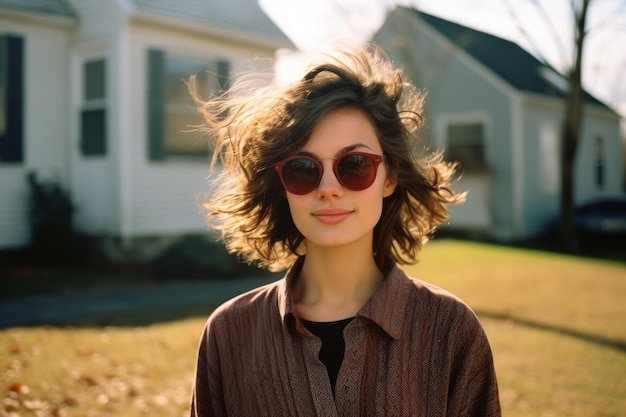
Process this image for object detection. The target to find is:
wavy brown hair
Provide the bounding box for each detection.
[194,45,464,272]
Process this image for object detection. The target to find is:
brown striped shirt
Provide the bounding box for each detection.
[190,261,501,416]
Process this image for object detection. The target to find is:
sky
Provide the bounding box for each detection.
[259,0,626,120]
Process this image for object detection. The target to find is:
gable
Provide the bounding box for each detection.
[413,9,610,110]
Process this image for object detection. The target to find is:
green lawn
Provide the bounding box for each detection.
[1,239,625,416]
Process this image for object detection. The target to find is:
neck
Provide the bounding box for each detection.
[293,243,384,321]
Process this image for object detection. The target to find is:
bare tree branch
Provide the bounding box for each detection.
[529,0,571,66]
[502,0,552,65]
[586,0,626,34]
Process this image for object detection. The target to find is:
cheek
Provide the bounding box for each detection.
[285,195,307,227]
[368,194,385,222]
[358,185,386,220]
[368,178,392,221]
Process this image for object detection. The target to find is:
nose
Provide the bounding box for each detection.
[316,160,343,198]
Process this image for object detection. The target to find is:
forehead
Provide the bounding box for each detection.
[301,107,381,155]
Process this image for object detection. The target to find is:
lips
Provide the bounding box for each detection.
[312,208,353,225]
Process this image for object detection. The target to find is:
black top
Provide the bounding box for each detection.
[301,317,354,396]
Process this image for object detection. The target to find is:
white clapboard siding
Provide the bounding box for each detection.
[0,13,73,250]
[125,23,277,237]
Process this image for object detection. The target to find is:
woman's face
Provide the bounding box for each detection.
[284,107,396,252]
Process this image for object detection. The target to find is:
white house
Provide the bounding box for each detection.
[0,0,292,256]
[373,7,624,240]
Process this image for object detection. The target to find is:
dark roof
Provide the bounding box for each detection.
[415,10,607,108]
[130,0,292,45]
[0,0,76,18]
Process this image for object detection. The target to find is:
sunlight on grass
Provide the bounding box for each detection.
[1,320,204,417]
[409,239,626,343]
[483,317,626,417]
[1,239,625,416]
[407,239,626,417]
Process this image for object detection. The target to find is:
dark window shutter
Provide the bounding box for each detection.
[147,49,165,161]
[216,59,230,92]
[81,109,106,155]
[0,36,24,162]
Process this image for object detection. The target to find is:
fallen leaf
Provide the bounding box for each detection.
[7,382,30,395]
[61,396,78,406]
[52,406,68,417]
[2,397,20,412]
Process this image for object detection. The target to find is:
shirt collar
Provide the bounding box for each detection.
[278,258,412,339]
[278,256,307,335]
[356,264,413,340]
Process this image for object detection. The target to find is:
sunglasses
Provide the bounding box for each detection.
[274,151,384,195]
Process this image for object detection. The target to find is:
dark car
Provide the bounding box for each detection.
[574,197,626,237]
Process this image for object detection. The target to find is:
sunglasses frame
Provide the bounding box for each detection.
[274,151,384,195]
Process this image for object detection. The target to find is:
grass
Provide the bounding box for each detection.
[1,320,202,417]
[1,239,625,416]
[411,239,626,417]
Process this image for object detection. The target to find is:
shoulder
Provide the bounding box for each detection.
[396,271,493,362]
[368,266,485,342]
[390,266,469,310]
[410,275,467,309]
[213,278,282,314]
[207,278,283,328]
[397,268,485,334]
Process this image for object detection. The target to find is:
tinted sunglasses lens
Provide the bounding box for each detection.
[337,154,377,190]
[281,158,320,194]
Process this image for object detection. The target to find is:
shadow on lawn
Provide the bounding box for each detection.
[64,304,220,328]
[435,230,626,264]
[0,275,280,329]
[476,309,626,353]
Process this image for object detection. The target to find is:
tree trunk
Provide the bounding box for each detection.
[559,0,591,251]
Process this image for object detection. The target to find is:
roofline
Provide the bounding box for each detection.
[409,9,518,101]
[410,8,615,112]
[0,7,77,29]
[130,11,294,50]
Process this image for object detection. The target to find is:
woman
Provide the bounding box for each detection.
[190,45,501,416]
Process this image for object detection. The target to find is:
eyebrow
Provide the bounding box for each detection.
[295,143,374,159]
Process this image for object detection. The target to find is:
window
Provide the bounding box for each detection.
[147,49,230,160]
[445,122,487,173]
[595,135,605,188]
[0,35,24,163]
[81,59,106,155]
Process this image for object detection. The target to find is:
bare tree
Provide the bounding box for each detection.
[560,0,591,250]
[506,0,601,250]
